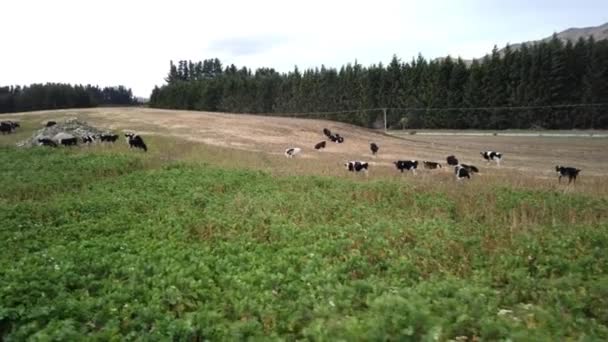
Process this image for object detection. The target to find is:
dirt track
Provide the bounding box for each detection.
[5,107,608,177]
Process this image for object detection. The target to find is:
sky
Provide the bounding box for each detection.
[2,0,607,98]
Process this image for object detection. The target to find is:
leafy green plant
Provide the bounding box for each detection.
[1,147,607,340]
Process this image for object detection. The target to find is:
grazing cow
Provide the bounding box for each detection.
[46,121,57,127]
[59,137,78,146]
[330,133,344,143]
[481,151,502,166]
[82,135,96,144]
[459,163,479,174]
[455,165,471,181]
[100,133,119,142]
[556,166,581,184]
[323,128,332,138]
[53,133,77,146]
[423,161,442,169]
[125,133,148,152]
[370,143,379,156]
[393,160,419,174]
[345,161,369,173]
[314,141,326,150]
[5,121,19,129]
[285,147,302,158]
[0,122,12,134]
[38,138,57,147]
[447,155,459,166]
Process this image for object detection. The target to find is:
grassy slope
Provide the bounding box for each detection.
[1,147,607,340]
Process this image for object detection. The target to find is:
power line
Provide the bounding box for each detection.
[276,103,608,117]
[388,103,608,112]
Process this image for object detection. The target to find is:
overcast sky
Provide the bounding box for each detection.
[2,0,607,97]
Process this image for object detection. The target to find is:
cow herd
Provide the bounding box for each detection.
[9,120,151,151]
[33,131,148,150]
[285,128,583,184]
[0,119,585,184]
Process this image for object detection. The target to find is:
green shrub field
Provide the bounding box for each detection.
[1,147,607,340]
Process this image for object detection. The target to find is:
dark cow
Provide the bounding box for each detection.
[460,163,479,174]
[323,128,332,138]
[330,133,344,143]
[0,122,12,134]
[285,147,302,158]
[370,142,379,156]
[447,155,459,166]
[6,121,19,129]
[481,151,502,166]
[38,138,57,147]
[556,166,581,184]
[46,121,57,127]
[393,160,419,174]
[100,133,119,142]
[423,161,442,169]
[455,165,471,181]
[125,133,147,152]
[345,161,369,173]
[59,137,78,146]
[314,141,326,150]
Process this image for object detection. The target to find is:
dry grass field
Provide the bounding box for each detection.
[2,107,607,195]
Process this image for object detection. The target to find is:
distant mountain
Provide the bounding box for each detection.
[501,22,608,53]
[436,22,608,65]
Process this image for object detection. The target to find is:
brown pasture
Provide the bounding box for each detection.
[2,107,607,196]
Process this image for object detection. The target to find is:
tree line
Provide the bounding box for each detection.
[0,83,138,114]
[150,36,608,129]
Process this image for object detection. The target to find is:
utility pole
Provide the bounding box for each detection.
[383,108,387,132]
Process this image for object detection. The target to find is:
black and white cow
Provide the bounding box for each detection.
[285,147,301,158]
[100,133,119,143]
[345,161,369,173]
[370,143,379,156]
[393,160,419,174]
[82,135,96,144]
[125,133,148,152]
[323,128,332,138]
[38,138,57,147]
[0,122,12,134]
[481,151,502,166]
[446,155,459,166]
[455,165,471,181]
[314,141,326,150]
[423,161,442,169]
[46,121,57,127]
[556,166,581,184]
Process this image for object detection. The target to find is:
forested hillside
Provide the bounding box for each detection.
[0,84,138,114]
[150,36,608,129]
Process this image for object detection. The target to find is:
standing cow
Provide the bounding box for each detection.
[481,151,502,166]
